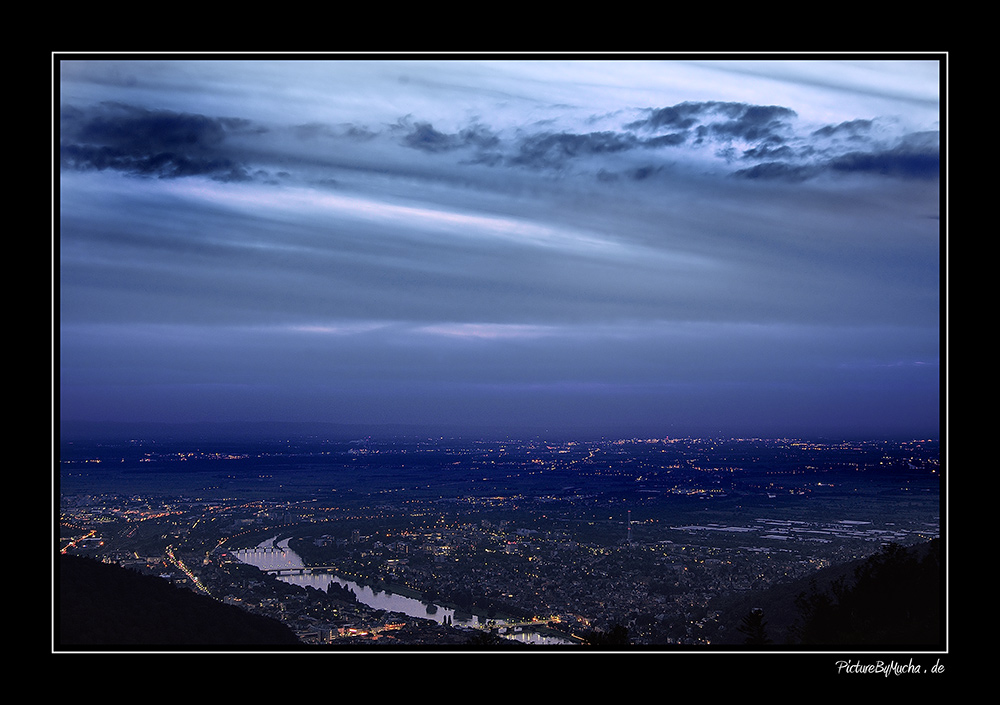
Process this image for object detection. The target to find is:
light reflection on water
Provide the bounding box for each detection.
[230,537,572,644]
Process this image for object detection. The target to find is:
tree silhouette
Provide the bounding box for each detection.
[791,540,941,646]
[467,629,511,647]
[583,623,630,646]
[736,608,771,645]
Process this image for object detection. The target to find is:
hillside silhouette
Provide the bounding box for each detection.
[712,539,941,647]
[57,554,300,648]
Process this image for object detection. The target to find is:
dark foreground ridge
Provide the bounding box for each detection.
[711,539,942,647]
[58,554,300,648]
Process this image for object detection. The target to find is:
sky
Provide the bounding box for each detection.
[56,54,944,440]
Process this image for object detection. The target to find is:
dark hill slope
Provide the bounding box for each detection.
[710,539,942,647]
[57,554,300,647]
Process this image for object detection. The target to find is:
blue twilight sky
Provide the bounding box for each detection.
[56,55,944,440]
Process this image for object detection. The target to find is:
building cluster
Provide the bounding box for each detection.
[59,436,940,646]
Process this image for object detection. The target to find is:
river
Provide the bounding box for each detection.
[230,537,574,645]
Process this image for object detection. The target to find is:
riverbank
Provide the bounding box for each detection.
[234,537,577,644]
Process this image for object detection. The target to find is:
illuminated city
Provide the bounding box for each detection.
[59,433,940,647]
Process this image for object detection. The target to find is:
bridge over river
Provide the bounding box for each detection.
[234,540,578,644]
[264,565,339,576]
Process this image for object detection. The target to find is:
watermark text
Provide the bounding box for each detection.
[836,659,944,676]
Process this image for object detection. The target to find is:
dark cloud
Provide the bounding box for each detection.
[626,102,707,131]
[398,119,500,154]
[730,161,815,181]
[497,101,804,175]
[508,131,639,169]
[59,143,245,180]
[60,102,262,180]
[740,144,796,161]
[699,103,797,144]
[827,131,940,179]
[733,130,940,181]
[401,121,459,152]
[811,118,875,139]
[389,101,804,175]
[642,133,687,148]
[506,127,692,171]
[60,98,935,189]
[628,101,797,145]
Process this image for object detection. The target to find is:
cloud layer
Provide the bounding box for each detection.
[57,57,942,439]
